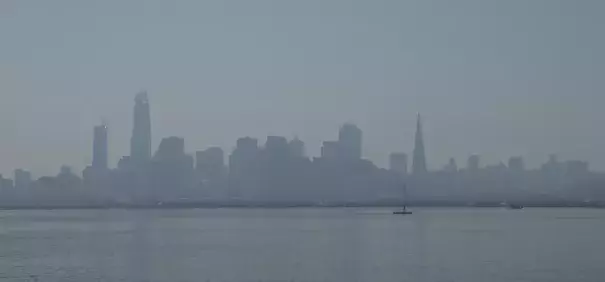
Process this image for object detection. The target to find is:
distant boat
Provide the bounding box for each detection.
[393,205,413,215]
[508,203,524,210]
[394,184,412,215]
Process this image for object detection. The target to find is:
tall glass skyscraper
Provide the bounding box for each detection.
[338,123,362,160]
[93,124,108,170]
[130,91,152,164]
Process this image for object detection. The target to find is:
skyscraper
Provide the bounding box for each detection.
[288,137,305,158]
[508,156,525,172]
[93,124,108,170]
[264,136,289,158]
[229,137,259,177]
[154,136,185,160]
[228,137,260,199]
[321,141,340,159]
[338,123,362,159]
[196,147,225,180]
[130,91,152,164]
[412,113,427,174]
[14,169,32,189]
[467,154,480,172]
[444,157,458,172]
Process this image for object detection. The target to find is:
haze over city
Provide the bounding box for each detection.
[1,0,604,177]
[2,2,605,281]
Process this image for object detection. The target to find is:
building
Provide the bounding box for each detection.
[565,160,589,176]
[14,169,32,189]
[412,113,427,174]
[288,137,305,158]
[389,153,408,175]
[60,165,73,176]
[56,165,82,190]
[508,156,525,172]
[117,156,132,170]
[443,157,458,173]
[229,137,259,176]
[236,137,258,153]
[264,136,289,158]
[155,136,185,160]
[338,123,362,159]
[541,154,562,173]
[321,141,340,159]
[130,91,152,165]
[467,154,480,172]
[93,124,108,170]
[150,137,195,200]
[228,137,260,198]
[0,174,14,190]
[196,147,225,180]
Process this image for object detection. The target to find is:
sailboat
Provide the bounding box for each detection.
[393,184,413,215]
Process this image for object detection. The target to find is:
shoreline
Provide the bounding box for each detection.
[0,202,603,210]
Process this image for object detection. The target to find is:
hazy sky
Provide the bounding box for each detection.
[1,0,604,177]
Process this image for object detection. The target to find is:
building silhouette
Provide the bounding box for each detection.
[264,136,289,159]
[321,141,340,159]
[196,147,225,180]
[467,154,480,172]
[288,137,306,158]
[412,113,427,174]
[93,124,108,170]
[3,87,605,207]
[130,91,152,165]
[508,156,525,172]
[444,157,458,172]
[14,169,32,189]
[389,153,408,175]
[229,137,259,176]
[338,123,362,159]
[154,136,185,160]
[150,137,195,201]
[228,137,260,199]
[0,174,14,190]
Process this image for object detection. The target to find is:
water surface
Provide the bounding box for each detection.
[0,208,604,282]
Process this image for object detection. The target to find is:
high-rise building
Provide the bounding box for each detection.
[508,156,525,172]
[565,160,589,176]
[60,165,73,176]
[236,137,258,153]
[130,91,152,164]
[338,123,362,159]
[389,153,408,175]
[444,157,458,172]
[196,147,225,180]
[412,113,427,174]
[14,169,32,189]
[93,124,108,170]
[467,154,480,172]
[150,137,194,200]
[196,147,224,169]
[321,141,340,159]
[155,136,185,160]
[117,156,132,170]
[264,136,289,158]
[0,175,14,190]
[229,137,259,175]
[288,137,305,158]
[228,137,260,198]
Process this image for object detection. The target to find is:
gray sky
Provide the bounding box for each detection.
[1,0,604,177]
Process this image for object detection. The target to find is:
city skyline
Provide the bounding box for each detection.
[0,92,601,208]
[2,0,604,176]
[0,91,603,179]
[0,92,600,180]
